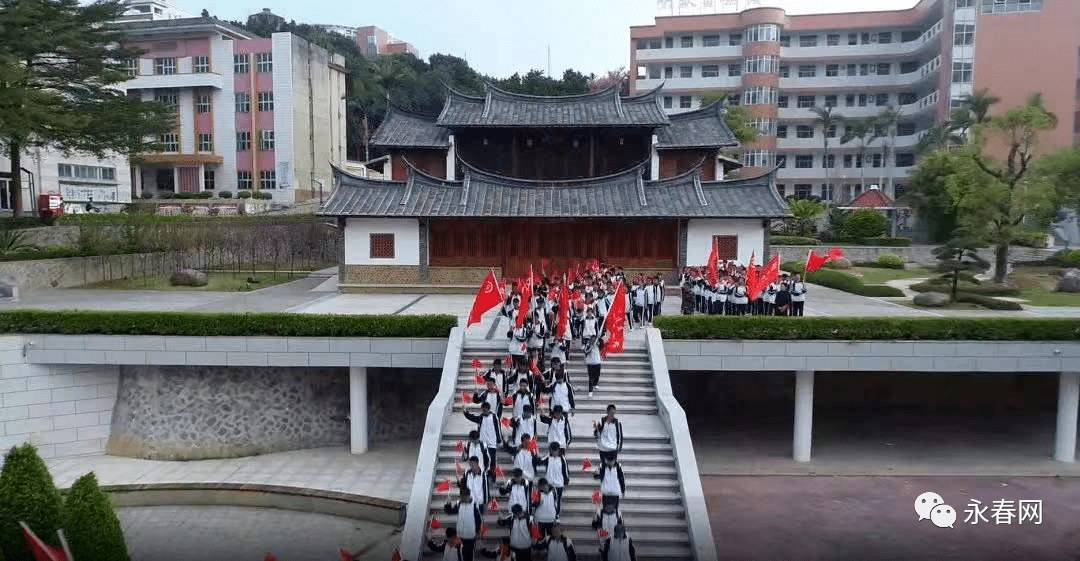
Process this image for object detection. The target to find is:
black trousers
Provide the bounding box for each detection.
[602,494,620,510]
[537,521,555,538]
[792,301,805,316]
[554,487,564,514]
[462,538,476,561]
[587,364,601,391]
[486,447,498,474]
[632,305,643,324]
[512,547,533,561]
[653,302,662,317]
[599,449,618,462]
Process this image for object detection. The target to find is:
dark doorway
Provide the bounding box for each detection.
[155,168,175,193]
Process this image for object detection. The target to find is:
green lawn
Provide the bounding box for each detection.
[1010,265,1080,306]
[846,266,930,285]
[85,272,300,292]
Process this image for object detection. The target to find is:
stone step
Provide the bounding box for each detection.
[438,441,673,453]
[421,544,692,561]
[421,527,689,546]
[436,451,675,467]
[427,500,687,518]
[441,432,672,445]
[434,463,678,478]
[429,489,683,506]
[451,404,659,415]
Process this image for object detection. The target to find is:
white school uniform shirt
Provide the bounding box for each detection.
[600,463,622,496]
[515,448,537,480]
[547,415,570,448]
[545,538,574,561]
[464,440,488,471]
[454,500,481,539]
[441,542,463,561]
[604,537,634,561]
[513,415,537,445]
[733,286,748,305]
[464,469,487,504]
[550,382,572,412]
[533,490,558,522]
[505,480,530,513]
[508,515,534,549]
[597,419,621,452]
[545,455,568,488]
[597,510,621,537]
[632,287,646,307]
[643,285,654,305]
[716,284,727,303]
[582,317,598,338]
[791,281,807,302]
[597,296,609,317]
[584,343,601,366]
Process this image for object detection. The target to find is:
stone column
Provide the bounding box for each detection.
[793,369,814,463]
[1055,371,1079,462]
[350,366,368,454]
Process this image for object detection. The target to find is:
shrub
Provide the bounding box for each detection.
[195,191,213,199]
[63,473,130,561]
[954,292,1023,311]
[157,192,174,199]
[0,311,457,337]
[910,280,1020,297]
[139,192,154,200]
[237,190,252,199]
[653,316,1080,340]
[0,444,63,561]
[823,257,852,270]
[874,253,905,269]
[862,237,912,247]
[842,209,888,240]
[218,191,233,199]
[1051,249,1080,266]
[769,236,820,246]
[781,261,903,297]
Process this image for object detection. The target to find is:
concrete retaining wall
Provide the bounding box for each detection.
[769,245,1058,267]
[0,252,185,290]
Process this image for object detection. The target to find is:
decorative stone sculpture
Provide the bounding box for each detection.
[913,292,950,307]
[169,269,208,287]
[1058,268,1080,293]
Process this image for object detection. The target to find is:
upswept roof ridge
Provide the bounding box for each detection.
[656,102,738,149]
[436,82,669,128]
[369,104,450,149]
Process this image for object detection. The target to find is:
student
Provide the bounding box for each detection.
[591,502,623,539]
[508,364,533,401]
[497,504,535,561]
[544,371,576,417]
[459,455,489,511]
[790,273,807,317]
[464,401,502,470]
[473,380,504,419]
[583,336,603,397]
[484,536,515,561]
[594,404,623,463]
[631,282,645,327]
[581,307,598,348]
[510,405,537,450]
[594,455,626,510]
[463,430,490,473]
[509,316,528,367]
[599,524,637,561]
[731,278,749,316]
[539,442,570,511]
[540,405,573,450]
[537,522,577,561]
[513,433,540,481]
[427,526,465,561]
[444,489,483,561]
[498,467,534,515]
[526,310,547,365]
[653,276,664,319]
[773,275,792,316]
[486,357,508,396]
[531,478,559,538]
[511,379,536,423]
[641,279,654,326]
[548,336,568,366]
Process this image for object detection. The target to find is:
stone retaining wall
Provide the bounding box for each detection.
[769,245,1058,267]
[366,367,440,443]
[0,252,183,289]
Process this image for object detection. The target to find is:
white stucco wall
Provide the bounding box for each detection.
[686,218,765,266]
[344,218,420,265]
[1,148,132,210]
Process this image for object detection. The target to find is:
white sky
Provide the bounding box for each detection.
[179,0,920,77]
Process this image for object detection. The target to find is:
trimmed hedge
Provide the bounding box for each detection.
[0,444,63,561]
[862,237,912,247]
[910,280,1021,297]
[873,253,905,269]
[782,262,905,297]
[63,473,130,561]
[769,236,821,246]
[0,311,457,337]
[955,292,1023,311]
[653,316,1080,340]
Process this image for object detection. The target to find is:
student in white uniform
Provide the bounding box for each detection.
[538,523,576,561]
[442,489,483,561]
[790,273,807,316]
[600,524,637,561]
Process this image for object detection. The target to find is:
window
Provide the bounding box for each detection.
[827,33,840,46]
[159,133,178,152]
[776,125,788,138]
[237,170,253,189]
[860,64,870,76]
[898,92,918,105]
[56,164,117,182]
[824,95,837,108]
[820,184,835,200]
[259,169,276,189]
[877,63,891,75]
[954,24,975,45]
[900,60,919,73]
[745,24,779,43]
[123,58,138,77]
[235,92,251,112]
[678,35,692,48]
[862,32,871,44]
[794,184,813,197]
[956,0,974,6]
[982,0,1042,14]
[896,153,916,167]
[795,155,814,168]
[876,93,890,106]
[752,119,774,135]
[848,33,858,45]
[370,233,395,259]
[234,53,249,74]
[777,95,789,108]
[743,150,771,167]
[204,169,215,190]
[663,96,673,109]
[742,87,777,105]
[664,66,673,78]
[745,55,778,74]
[636,66,646,80]
[796,125,814,139]
[256,52,272,73]
[952,60,973,83]
[648,65,661,79]
[665,37,674,48]
[897,122,916,136]
[702,34,721,47]
[776,184,786,196]
[198,133,213,152]
[825,64,839,77]
[258,91,274,111]
[260,129,275,150]
[797,95,815,109]
[798,35,817,48]
[878,32,892,43]
[858,93,868,106]
[153,57,176,75]
[797,65,816,78]
[779,35,790,47]
[196,94,211,113]
[901,30,920,42]
[845,94,855,107]
[844,154,854,168]
[236,131,251,151]
[727,64,740,77]
[679,65,692,78]
[679,95,692,109]
[778,65,790,78]
[825,125,837,138]
[728,34,741,46]
[777,156,787,169]
[155,91,179,113]
[847,64,857,76]
[823,155,836,170]
[193,55,210,73]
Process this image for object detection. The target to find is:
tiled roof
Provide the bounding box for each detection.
[435,84,670,128]
[848,188,895,208]
[369,106,449,149]
[656,103,738,149]
[319,163,789,219]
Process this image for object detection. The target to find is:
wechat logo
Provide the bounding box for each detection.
[915,492,955,529]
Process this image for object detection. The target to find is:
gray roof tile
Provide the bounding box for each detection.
[656,103,738,149]
[435,84,669,128]
[369,106,450,149]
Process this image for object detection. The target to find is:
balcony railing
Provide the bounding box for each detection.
[122,71,224,90]
[635,45,742,61]
[777,54,942,91]
[777,20,943,60]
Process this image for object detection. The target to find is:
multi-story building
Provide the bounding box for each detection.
[119,17,349,202]
[355,25,420,58]
[118,0,192,22]
[631,0,1080,203]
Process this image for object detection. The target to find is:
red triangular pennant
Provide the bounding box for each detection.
[462,391,472,405]
[501,416,511,428]
[456,440,464,453]
[591,490,601,504]
[429,516,442,529]
[391,548,403,561]
[436,479,451,493]
[598,529,610,538]
[531,489,541,503]
[340,549,353,561]
[503,395,513,406]
[488,498,499,511]
[494,464,505,478]
[530,523,541,540]
[455,462,465,476]
[472,358,482,369]
[474,374,486,385]
[581,458,593,471]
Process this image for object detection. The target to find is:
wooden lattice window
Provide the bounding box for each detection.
[713,235,738,261]
[370,233,395,259]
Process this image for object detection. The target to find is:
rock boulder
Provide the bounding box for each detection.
[1058,268,1080,293]
[169,269,208,287]
[913,291,950,307]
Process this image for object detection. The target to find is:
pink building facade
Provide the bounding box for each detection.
[356,25,420,59]
[121,17,348,202]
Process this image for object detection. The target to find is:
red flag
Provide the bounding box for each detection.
[827,247,844,261]
[340,549,353,561]
[21,522,67,561]
[547,284,557,301]
[541,257,550,277]
[706,237,719,286]
[501,416,511,428]
[474,374,485,385]
[529,358,540,375]
[758,253,781,294]
[587,259,600,274]
[456,440,464,453]
[529,265,542,287]
[503,394,513,407]
[556,274,570,340]
[468,270,504,327]
[516,276,533,328]
[504,355,512,367]
[494,464,505,478]
[591,490,601,504]
[600,281,627,358]
[527,438,538,453]
[745,252,759,301]
[581,458,592,471]
[266,555,279,561]
[805,247,841,274]
[472,358,482,370]
[598,529,610,538]
[436,479,452,493]
[430,517,442,529]
[480,523,489,537]
[530,523,541,540]
[531,489,541,503]
[488,498,499,511]
[391,549,403,561]
[537,394,545,409]
[462,391,472,405]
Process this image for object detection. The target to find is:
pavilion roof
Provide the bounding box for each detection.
[846,187,896,209]
[435,83,670,128]
[655,102,738,149]
[369,105,450,149]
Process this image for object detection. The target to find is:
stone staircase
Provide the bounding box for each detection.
[420,339,693,560]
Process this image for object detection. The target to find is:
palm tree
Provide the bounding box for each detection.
[953,89,1000,142]
[916,123,964,154]
[873,106,902,196]
[840,117,875,200]
[811,105,844,200]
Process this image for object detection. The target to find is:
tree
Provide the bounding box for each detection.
[1034,145,1080,210]
[840,117,875,198]
[588,68,629,96]
[932,237,989,302]
[907,150,966,242]
[784,198,827,237]
[0,444,63,561]
[63,472,130,561]
[916,122,964,155]
[873,106,902,196]
[842,208,888,240]
[811,106,843,197]
[953,88,1000,141]
[0,0,175,215]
